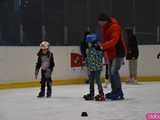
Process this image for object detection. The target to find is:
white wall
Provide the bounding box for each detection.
[0,46,88,83]
[120,45,160,76]
[0,45,160,83]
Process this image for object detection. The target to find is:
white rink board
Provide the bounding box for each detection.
[0,45,160,82]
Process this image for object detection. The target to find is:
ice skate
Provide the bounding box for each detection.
[46,92,52,98]
[83,93,94,101]
[126,77,140,85]
[106,91,124,100]
[106,91,124,101]
[105,92,112,99]
[95,94,105,101]
[37,92,45,98]
[111,95,124,101]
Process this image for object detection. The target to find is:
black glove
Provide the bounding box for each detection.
[95,44,102,51]
[157,53,160,59]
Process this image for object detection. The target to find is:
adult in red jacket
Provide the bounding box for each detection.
[98,13,126,100]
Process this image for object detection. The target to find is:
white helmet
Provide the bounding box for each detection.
[40,41,50,49]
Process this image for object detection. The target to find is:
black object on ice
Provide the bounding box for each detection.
[81,112,88,117]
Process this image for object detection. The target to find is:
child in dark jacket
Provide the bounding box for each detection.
[83,33,105,101]
[35,41,55,98]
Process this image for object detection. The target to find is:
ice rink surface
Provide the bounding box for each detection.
[0,82,160,120]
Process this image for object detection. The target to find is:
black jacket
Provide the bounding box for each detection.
[126,35,139,60]
[35,51,55,72]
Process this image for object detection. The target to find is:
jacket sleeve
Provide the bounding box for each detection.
[35,56,41,73]
[80,40,87,58]
[49,53,55,72]
[130,36,139,59]
[133,36,139,58]
[101,25,121,49]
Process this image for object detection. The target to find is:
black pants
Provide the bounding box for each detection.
[39,70,52,95]
[89,71,104,96]
[105,64,109,79]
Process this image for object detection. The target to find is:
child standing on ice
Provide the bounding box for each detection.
[83,33,105,101]
[35,41,55,98]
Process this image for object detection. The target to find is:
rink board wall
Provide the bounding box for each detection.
[0,45,160,88]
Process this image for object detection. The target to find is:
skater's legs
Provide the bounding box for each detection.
[129,59,138,82]
[105,64,109,79]
[129,60,132,79]
[131,59,138,80]
[109,58,124,96]
[41,71,46,93]
[95,70,104,95]
[38,79,46,97]
[89,71,95,97]
[47,79,52,97]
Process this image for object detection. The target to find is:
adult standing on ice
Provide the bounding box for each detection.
[98,13,127,100]
[125,28,139,84]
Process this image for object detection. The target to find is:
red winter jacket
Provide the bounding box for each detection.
[100,17,127,61]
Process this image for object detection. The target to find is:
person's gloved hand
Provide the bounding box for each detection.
[157,53,160,59]
[95,43,103,51]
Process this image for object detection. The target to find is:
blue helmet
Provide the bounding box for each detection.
[85,33,99,43]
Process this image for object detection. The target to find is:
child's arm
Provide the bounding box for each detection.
[35,56,41,79]
[49,53,55,72]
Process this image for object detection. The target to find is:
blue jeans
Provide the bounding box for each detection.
[108,57,124,96]
[89,70,104,96]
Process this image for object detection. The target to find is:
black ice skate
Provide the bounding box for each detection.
[46,92,52,98]
[37,92,45,98]
[95,94,105,101]
[83,93,94,101]
[105,92,112,99]
[110,95,124,101]
[105,92,124,101]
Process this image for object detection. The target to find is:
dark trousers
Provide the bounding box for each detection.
[105,64,109,79]
[39,70,52,95]
[108,58,124,96]
[89,70,104,96]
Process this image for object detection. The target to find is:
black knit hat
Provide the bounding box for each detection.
[98,13,110,22]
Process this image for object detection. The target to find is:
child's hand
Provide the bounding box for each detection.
[34,70,39,80]
[34,75,38,80]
